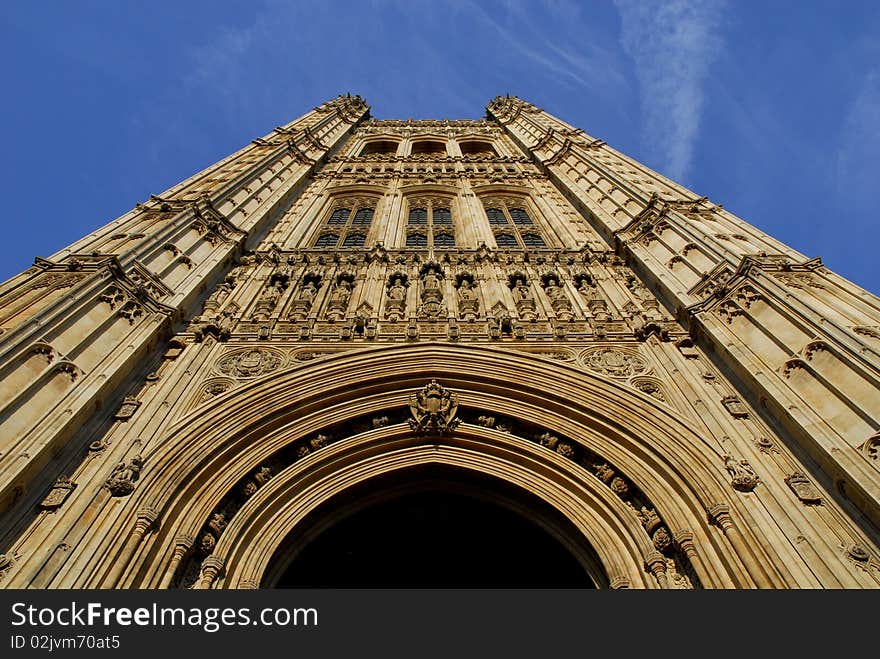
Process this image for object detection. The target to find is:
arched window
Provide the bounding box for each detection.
[495,233,518,248]
[432,208,452,225]
[521,233,546,248]
[434,232,455,247]
[509,208,532,226]
[404,203,456,250]
[482,202,549,249]
[352,208,374,226]
[408,208,428,225]
[316,233,339,248]
[342,233,366,247]
[360,140,399,156]
[411,140,447,156]
[329,208,350,225]
[316,202,377,248]
[406,232,428,247]
[460,140,498,156]
[486,208,508,225]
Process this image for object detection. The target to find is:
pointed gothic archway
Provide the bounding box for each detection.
[82,342,783,589]
[265,465,600,588]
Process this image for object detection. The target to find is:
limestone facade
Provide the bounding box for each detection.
[0,94,879,588]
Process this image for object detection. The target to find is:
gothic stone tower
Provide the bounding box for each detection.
[1,94,879,589]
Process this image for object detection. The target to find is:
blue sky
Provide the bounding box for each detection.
[1,1,878,292]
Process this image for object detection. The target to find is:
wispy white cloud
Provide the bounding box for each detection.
[462,0,629,98]
[614,0,726,181]
[835,68,880,209]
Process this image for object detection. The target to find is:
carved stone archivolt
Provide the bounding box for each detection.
[853,326,880,342]
[462,407,697,587]
[114,396,141,421]
[510,346,576,362]
[579,347,647,378]
[216,348,285,379]
[722,395,750,419]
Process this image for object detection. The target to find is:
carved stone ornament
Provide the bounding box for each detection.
[580,347,647,377]
[632,378,665,402]
[721,395,749,418]
[199,378,234,404]
[408,379,460,435]
[241,466,272,498]
[724,455,759,492]
[538,432,576,459]
[39,477,76,510]
[475,415,496,428]
[0,550,22,583]
[105,455,144,497]
[217,348,284,378]
[635,506,663,535]
[652,527,672,552]
[325,278,353,321]
[845,544,870,563]
[859,431,880,464]
[785,472,822,504]
[455,275,480,321]
[114,396,141,421]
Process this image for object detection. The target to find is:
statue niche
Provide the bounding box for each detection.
[325,273,354,322]
[541,272,573,321]
[417,262,447,321]
[455,272,480,321]
[288,272,321,321]
[384,272,409,322]
[574,273,609,322]
[508,272,536,321]
[253,266,290,321]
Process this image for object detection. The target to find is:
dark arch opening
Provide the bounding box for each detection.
[266,466,600,588]
[360,140,399,156]
[411,140,447,156]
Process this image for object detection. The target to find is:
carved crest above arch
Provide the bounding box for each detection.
[579,347,648,378]
[216,347,286,379]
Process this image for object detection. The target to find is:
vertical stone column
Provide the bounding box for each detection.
[673,530,711,588]
[707,503,773,587]
[608,576,631,589]
[105,506,159,587]
[158,534,195,589]
[644,550,669,589]
[194,555,225,590]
